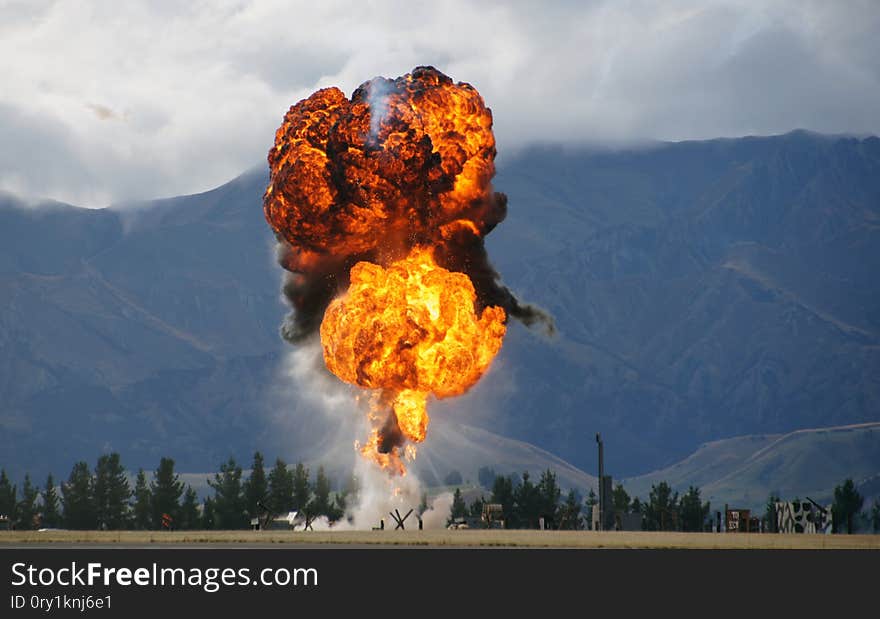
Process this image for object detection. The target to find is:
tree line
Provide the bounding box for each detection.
[447,469,712,531]
[0,452,350,531]
[1,456,875,533]
[447,467,878,533]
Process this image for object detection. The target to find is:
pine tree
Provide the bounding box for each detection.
[612,483,630,513]
[62,461,96,529]
[764,493,780,533]
[329,474,356,523]
[469,495,485,518]
[151,457,183,529]
[0,469,17,528]
[644,481,679,531]
[94,453,131,530]
[490,475,515,528]
[243,452,268,518]
[208,457,245,529]
[16,475,39,530]
[630,497,642,514]
[679,485,709,532]
[328,492,346,522]
[515,471,541,528]
[132,470,152,530]
[537,469,561,528]
[267,458,294,515]
[311,466,332,517]
[832,479,864,534]
[179,487,200,530]
[201,497,216,530]
[560,489,582,530]
[871,498,880,533]
[291,462,311,512]
[42,474,61,529]
[449,488,468,524]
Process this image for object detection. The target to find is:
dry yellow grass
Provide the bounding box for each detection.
[2,529,878,549]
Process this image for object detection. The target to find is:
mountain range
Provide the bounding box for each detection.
[1,130,878,497]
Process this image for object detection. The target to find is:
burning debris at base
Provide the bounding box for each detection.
[264,66,552,476]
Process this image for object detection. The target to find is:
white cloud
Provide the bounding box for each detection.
[0,0,878,206]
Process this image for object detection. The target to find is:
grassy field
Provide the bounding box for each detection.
[2,529,878,549]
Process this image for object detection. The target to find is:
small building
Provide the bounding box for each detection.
[254,511,302,531]
[613,512,643,531]
[448,516,482,530]
[481,503,504,529]
[725,509,751,532]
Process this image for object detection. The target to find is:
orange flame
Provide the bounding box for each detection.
[321,248,505,472]
[264,67,502,270]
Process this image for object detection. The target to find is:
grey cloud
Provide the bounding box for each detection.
[0,102,98,204]
[0,0,878,206]
[232,42,349,94]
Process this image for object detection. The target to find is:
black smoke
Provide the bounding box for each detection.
[274,191,555,345]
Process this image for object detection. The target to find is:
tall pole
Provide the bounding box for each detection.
[598,433,604,531]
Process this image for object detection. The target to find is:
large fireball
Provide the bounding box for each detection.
[320,248,506,451]
[264,66,551,475]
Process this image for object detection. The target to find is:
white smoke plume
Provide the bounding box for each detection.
[366,77,392,144]
[281,340,452,530]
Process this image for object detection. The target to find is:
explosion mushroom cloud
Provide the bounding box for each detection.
[264,66,552,475]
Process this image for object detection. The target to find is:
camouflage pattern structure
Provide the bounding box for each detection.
[775,499,833,534]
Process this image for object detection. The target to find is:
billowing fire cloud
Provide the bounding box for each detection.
[264,66,552,474]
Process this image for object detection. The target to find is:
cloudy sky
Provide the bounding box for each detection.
[1,0,878,206]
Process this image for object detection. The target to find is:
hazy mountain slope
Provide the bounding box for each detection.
[414,422,598,492]
[621,422,880,511]
[490,132,880,474]
[0,185,282,477]
[701,422,880,509]
[94,169,281,358]
[620,433,782,497]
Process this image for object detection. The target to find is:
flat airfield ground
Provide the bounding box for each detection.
[2,529,878,549]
